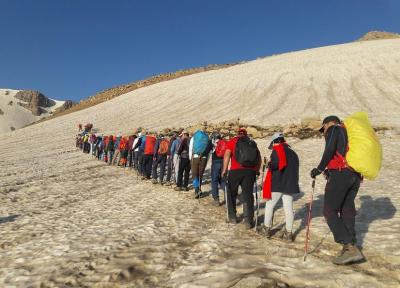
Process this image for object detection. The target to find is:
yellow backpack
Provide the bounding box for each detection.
[344,112,382,180]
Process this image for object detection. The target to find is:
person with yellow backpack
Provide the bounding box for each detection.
[310,113,382,265]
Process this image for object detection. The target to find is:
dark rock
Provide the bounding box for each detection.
[14,90,56,116]
[54,100,75,113]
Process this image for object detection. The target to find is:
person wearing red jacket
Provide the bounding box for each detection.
[222,128,261,229]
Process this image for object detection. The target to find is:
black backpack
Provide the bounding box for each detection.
[235,136,260,167]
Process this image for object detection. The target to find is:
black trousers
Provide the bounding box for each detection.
[134,151,139,169]
[128,150,133,167]
[166,155,173,182]
[227,169,256,223]
[323,169,361,245]
[177,157,191,188]
[152,154,167,182]
[143,154,153,178]
[138,152,144,175]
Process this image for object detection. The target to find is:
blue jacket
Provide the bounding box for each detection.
[139,136,146,153]
[170,138,181,156]
[114,136,121,150]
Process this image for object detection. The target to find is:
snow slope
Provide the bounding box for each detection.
[0,89,65,134]
[0,39,399,287]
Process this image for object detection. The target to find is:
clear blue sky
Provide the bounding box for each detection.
[0,0,399,101]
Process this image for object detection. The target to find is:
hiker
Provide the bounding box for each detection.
[260,133,300,241]
[132,132,141,170]
[210,132,226,206]
[107,135,115,165]
[170,131,182,185]
[111,136,121,165]
[95,136,104,160]
[174,132,191,191]
[189,130,213,198]
[164,131,178,186]
[78,123,83,132]
[310,115,364,265]
[89,133,97,156]
[119,136,129,166]
[83,133,90,153]
[152,134,169,184]
[103,136,109,163]
[127,134,136,168]
[75,134,82,148]
[222,128,261,229]
[142,133,157,179]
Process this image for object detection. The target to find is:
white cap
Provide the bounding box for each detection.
[271,132,284,142]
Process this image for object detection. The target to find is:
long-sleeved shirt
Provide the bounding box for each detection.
[170,138,181,156]
[317,125,348,171]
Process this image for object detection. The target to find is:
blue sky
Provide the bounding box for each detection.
[0,0,399,101]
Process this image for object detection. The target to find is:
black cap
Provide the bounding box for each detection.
[319,115,341,132]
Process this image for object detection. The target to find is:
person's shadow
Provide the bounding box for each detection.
[0,214,20,224]
[357,195,396,247]
[292,194,325,239]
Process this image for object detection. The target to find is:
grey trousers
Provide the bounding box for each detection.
[263,192,294,232]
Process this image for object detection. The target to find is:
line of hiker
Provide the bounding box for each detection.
[75,113,382,266]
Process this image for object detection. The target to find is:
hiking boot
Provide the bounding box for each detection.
[141,176,147,180]
[228,217,238,224]
[174,186,182,191]
[260,226,272,239]
[152,179,158,184]
[212,198,220,207]
[332,244,364,265]
[242,220,255,230]
[275,229,294,241]
[183,187,190,192]
[164,181,173,186]
[282,231,294,242]
[160,181,165,185]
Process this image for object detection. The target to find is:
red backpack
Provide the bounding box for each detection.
[144,136,157,155]
[215,139,227,158]
[158,139,170,155]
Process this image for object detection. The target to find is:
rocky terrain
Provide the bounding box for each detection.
[1,37,400,287]
[357,30,400,41]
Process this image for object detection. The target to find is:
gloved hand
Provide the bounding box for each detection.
[310,168,322,179]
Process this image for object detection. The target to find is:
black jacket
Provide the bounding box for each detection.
[270,144,300,195]
[317,125,348,171]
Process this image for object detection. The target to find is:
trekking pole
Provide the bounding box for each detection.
[304,178,316,261]
[254,176,259,231]
[198,157,202,203]
[255,157,267,231]
[224,173,229,223]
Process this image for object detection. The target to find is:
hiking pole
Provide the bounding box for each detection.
[223,173,229,223]
[304,178,316,261]
[254,176,259,231]
[255,157,267,231]
[198,157,202,203]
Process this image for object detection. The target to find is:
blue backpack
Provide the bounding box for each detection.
[193,130,209,155]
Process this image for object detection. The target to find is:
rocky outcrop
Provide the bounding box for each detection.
[14,90,56,116]
[54,100,75,114]
[357,31,400,42]
[160,119,323,140]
